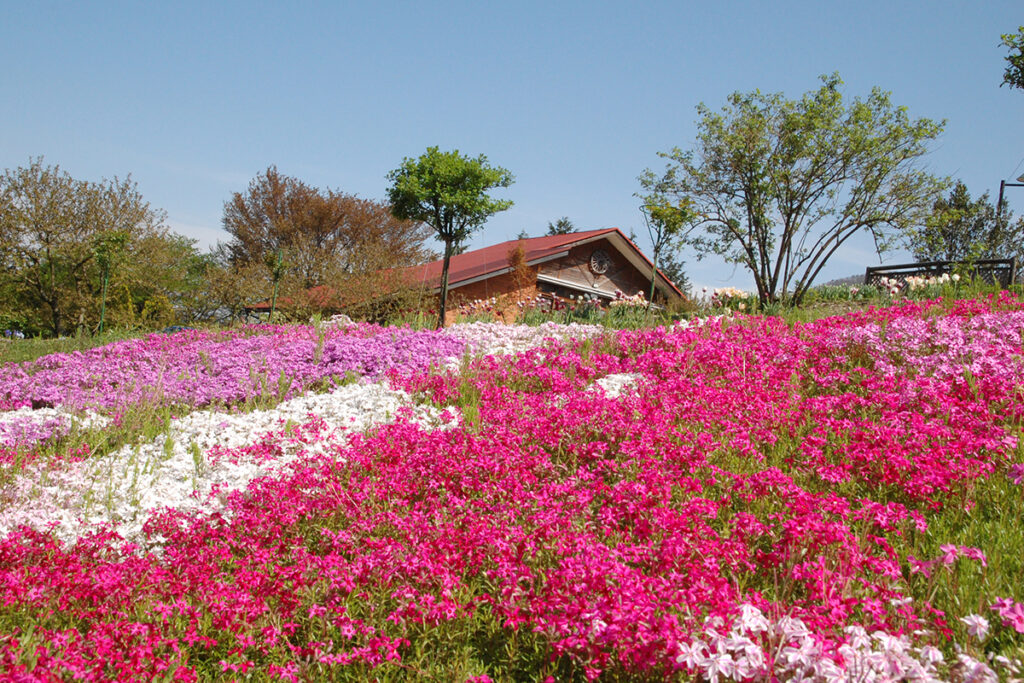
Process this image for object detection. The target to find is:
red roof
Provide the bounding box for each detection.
[402,228,682,298]
[400,228,616,288]
[246,284,339,312]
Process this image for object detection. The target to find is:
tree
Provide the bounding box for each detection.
[224,167,433,285]
[386,147,514,328]
[655,249,691,297]
[93,231,130,333]
[0,158,166,336]
[1002,26,1024,90]
[222,166,435,315]
[638,171,692,310]
[905,181,1024,264]
[546,217,575,235]
[126,233,218,325]
[202,244,268,323]
[648,74,945,306]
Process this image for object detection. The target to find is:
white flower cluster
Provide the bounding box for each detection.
[444,321,606,359]
[609,290,647,308]
[0,382,456,547]
[677,605,977,683]
[319,313,356,328]
[878,273,960,297]
[907,272,960,291]
[709,287,753,311]
[713,287,751,301]
[592,373,644,398]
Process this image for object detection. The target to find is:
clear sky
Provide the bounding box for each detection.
[2,1,1022,293]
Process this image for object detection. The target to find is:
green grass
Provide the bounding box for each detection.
[0,328,147,365]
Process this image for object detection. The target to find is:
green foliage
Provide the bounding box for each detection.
[649,73,946,307]
[638,170,694,307]
[1001,26,1024,90]
[93,231,131,333]
[803,283,880,304]
[386,147,514,248]
[545,216,575,235]
[92,231,131,276]
[140,294,176,328]
[905,181,1024,263]
[386,147,514,328]
[655,249,691,296]
[0,158,187,337]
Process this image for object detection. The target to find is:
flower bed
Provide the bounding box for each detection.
[0,325,467,414]
[1,298,1023,681]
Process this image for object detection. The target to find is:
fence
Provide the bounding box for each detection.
[864,258,1017,289]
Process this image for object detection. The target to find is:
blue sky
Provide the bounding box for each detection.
[2,1,1022,292]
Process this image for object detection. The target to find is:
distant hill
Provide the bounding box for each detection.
[817,274,864,287]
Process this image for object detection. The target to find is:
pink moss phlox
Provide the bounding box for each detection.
[0,324,466,413]
[4,295,1024,677]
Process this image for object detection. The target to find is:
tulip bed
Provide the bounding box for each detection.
[1,297,1023,681]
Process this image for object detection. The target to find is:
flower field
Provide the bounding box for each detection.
[1,298,1023,681]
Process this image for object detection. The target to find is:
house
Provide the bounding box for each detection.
[402,228,686,319]
[246,228,686,321]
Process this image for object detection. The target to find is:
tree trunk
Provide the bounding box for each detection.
[51,307,62,338]
[436,241,453,329]
[98,269,110,333]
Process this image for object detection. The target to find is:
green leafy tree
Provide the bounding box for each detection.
[546,217,575,235]
[386,147,514,328]
[93,231,130,333]
[648,74,945,306]
[655,249,691,296]
[905,181,1024,264]
[132,233,219,324]
[0,158,166,336]
[1002,26,1024,90]
[638,170,693,309]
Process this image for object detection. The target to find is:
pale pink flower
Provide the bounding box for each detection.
[960,614,990,640]
[676,640,707,669]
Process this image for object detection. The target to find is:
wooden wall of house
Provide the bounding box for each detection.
[427,237,673,324]
[441,270,541,324]
[446,271,539,306]
[538,239,650,298]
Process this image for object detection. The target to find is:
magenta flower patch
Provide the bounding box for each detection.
[2,296,1024,680]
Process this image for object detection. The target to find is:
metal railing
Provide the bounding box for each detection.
[864,259,1017,288]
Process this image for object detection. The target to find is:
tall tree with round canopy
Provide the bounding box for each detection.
[386,147,514,328]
